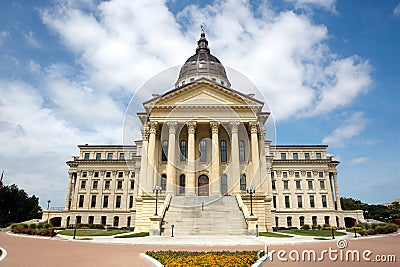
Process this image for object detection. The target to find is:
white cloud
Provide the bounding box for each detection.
[348,157,370,165]
[286,0,337,12]
[24,31,41,48]
[0,0,375,207]
[322,112,367,147]
[394,3,400,16]
[0,31,10,46]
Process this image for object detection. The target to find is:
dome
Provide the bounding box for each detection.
[175,31,231,88]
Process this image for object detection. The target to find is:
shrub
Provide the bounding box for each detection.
[44,224,52,229]
[375,226,388,234]
[386,223,398,233]
[301,224,310,230]
[29,224,37,229]
[359,230,368,236]
[37,224,44,230]
[368,229,376,235]
[22,224,29,228]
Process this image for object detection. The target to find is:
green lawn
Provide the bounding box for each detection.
[58,229,129,236]
[114,232,149,238]
[259,232,293,238]
[281,230,346,237]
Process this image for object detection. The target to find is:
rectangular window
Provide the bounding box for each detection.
[162,140,168,161]
[118,172,123,178]
[117,181,122,189]
[320,180,325,189]
[307,171,312,178]
[297,195,303,208]
[239,140,245,162]
[96,153,101,160]
[180,140,187,162]
[84,153,90,160]
[79,195,84,207]
[91,195,96,208]
[130,180,134,190]
[131,172,135,178]
[200,140,207,162]
[322,195,327,208]
[319,172,324,178]
[293,153,298,160]
[92,180,98,190]
[119,153,125,160]
[294,171,300,178]
[129,196,134,209]
[282,172,288,178]
[285,196,290,208]
[94,171,99,178]
[281,153,286,160]
[104,181,110,190]
[240,174,246,191]
[310,195,315,208]
[115,196,121,208]
[106,171,111,178]
[272,180,276,190]
[283,181,289,190]
[103,196,109,208]
[316,152,322,160]
[305,153,310,160]
[132,152,136,159]
[82,171,87,178]
[296,180,301,189]
[308,180,313,190]
[273,196,277,208]
[80,180,86,189]
[271,172,275,178]
[221,140,227,162]
[107,153,113,160]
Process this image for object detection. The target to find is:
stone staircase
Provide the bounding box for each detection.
[161,195,248,236]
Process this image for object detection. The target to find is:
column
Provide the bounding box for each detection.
[186,121,196,195]
[138,126,149,195]
[166,121,177,194]
[146,122,158,193]
[230,121,240,193]
[250,121,260,185]
[210,121,220,194]
[259,129,268,194]
[333,172,342,211]
[64,172,74,210]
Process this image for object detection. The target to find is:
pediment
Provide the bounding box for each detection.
[144,80,263,111]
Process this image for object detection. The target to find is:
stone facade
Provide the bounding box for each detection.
[43,31,363,232]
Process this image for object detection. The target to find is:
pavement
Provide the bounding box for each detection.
[1,230,399,267]
[53,230,355,246]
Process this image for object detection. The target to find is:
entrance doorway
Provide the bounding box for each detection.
[198,175,209,196]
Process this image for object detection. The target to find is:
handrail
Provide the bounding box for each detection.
[159,194,172,221]
[236,194,250,227]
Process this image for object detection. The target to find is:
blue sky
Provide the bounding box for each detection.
[0,0,399,208]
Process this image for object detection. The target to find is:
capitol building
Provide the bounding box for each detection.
[43,31,363,235]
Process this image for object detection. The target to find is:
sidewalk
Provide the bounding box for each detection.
[54,231,355,246]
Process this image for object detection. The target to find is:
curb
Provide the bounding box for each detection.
[139,253,163,267]
[0,247,7,262]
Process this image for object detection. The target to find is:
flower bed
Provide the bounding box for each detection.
[11,226,57,237]
[146,250,259,267]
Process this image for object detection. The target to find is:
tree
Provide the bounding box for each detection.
[0,181,42,227]
[341,197,400,221]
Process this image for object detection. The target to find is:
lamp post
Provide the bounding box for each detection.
[246,186,255,216]
[153,185,162,216]
[47,200,51,224]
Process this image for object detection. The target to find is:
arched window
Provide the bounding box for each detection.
[220,140,227,162]
[239,140,245,162]
[240,174,246,191]
[180,140,187,162]
[200,139,207,162]
[179,174,185,194]
[161,174,167,191]
[162,140,168,161]
[221,174,228,195]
